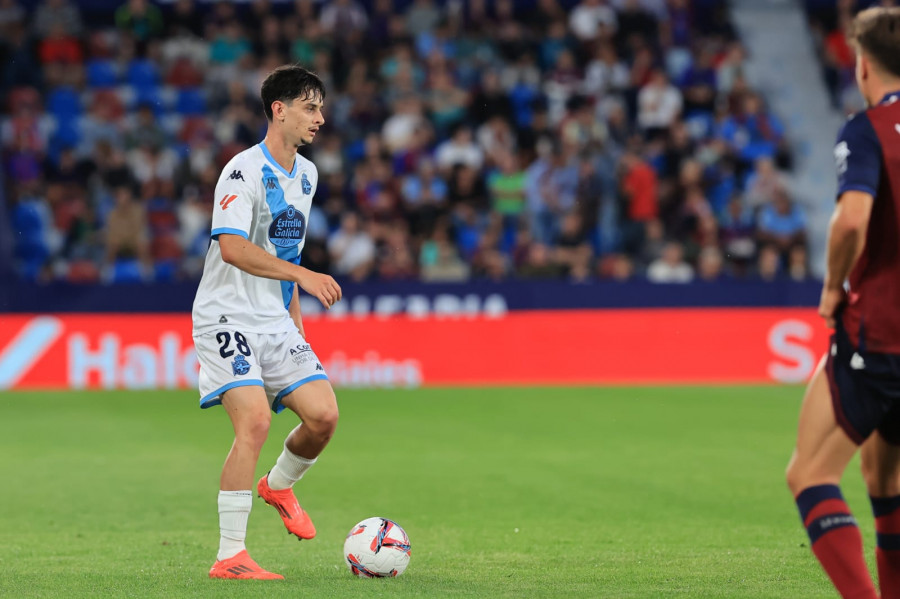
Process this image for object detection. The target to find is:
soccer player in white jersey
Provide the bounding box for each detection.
[192,65,343,580]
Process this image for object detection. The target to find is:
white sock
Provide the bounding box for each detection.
[217,490,252,561]
[266,441,317,491]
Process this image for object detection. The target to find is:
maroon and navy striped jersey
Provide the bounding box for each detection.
[834,91,900,353]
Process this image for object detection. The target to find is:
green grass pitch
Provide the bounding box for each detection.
[0,386,873,598]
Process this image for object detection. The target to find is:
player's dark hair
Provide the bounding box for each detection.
[850,7,900,79]
[260,65,326,122]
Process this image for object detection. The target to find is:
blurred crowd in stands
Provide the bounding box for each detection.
[1,0,816,285]
[807,0,895,112]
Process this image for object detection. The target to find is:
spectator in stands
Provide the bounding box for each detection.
[615,0,659,51]
[115,0,164,43]
[637,68,683,137]
[647,240,694,283]
[435,125,484,173]
[719,196,756,276]
[680,46,718,115]
[0,0,24,37]
[756,187,807,259]
[554,211,593,281]
[618,150,658,254]
[517,242,564,279]
[696,245,726,281]
[787,243,810,282]
[33,0,82,39]
[756,244,781,282]
[420,222,470,282]
[103,185,150,280]
[719,91,787,169]
[209,20,251,66]
[328,212,376,281]
[582,42,630,98]
[744,156,789,208]
[487,150,526,227]
[38,22,83,65]
[319,0,369,40]
[2,0,809,286]
[168,0,203,38]
[569,0,617,42]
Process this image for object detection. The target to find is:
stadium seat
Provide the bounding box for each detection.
[126,59,160,90]
[47,87,82,123]
[86,59,119,88]
[174,88,206,116]
[11,202,51,280]
[133,87,167,117]
[111,259,145,283]
[50,121,82,153]
[153,260,178,282]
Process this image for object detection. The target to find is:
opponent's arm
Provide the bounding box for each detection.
[819,190,874,327]
[288,283,305,338]
[218,233,342,309]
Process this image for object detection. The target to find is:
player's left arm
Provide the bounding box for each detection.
[820,190,874,327]
[820,113,881,328]
[289,283,306,338]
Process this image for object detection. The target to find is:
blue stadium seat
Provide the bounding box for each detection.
[50,121,82,158]
[154,260,178,282]
[174,88,206,115]
[133,87,167,117]
[47,87,82,123]
[11,202,50,280]
[85,59,119,88]
[111,259,145,283]
[126,59,160,90]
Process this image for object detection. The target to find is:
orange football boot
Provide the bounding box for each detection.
[257,473,317,540]
[208,550,284,580]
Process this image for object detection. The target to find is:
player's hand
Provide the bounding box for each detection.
[297,268,342,309]
[818,286,845,329]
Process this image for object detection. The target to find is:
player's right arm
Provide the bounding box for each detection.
[210,161,341,309]
[219,234,341,309]
[820,113,881,327]
[820,191,873,327]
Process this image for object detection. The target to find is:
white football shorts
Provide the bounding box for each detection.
[194,325,328,413]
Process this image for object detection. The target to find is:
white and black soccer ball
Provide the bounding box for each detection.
[343,517,411,578]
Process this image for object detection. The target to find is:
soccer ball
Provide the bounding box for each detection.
[343,517,411,578]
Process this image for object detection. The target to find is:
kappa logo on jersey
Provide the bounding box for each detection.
[301,172,312,195]
[265,177,278,190]
[219,194,238,210]
[231,354,251,376]
[834,141,850,175]
[268,204,307,248]
[228,170,244,181]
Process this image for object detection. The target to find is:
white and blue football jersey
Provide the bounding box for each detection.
[192,142,318,334]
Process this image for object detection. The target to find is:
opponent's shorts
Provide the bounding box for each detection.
[194,325,328,413]
[826,317,900,445]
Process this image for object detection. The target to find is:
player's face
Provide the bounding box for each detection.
[285,94,325,147]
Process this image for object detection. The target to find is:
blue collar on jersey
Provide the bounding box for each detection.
[258,141,298,179]
[879,91,900,106]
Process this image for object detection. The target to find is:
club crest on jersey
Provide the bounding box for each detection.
[301,172,312,195]
[231,355,251,376]
[268,204,306,248]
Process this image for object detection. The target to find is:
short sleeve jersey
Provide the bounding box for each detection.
[192,143,318,334]
[833,91,900,353]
